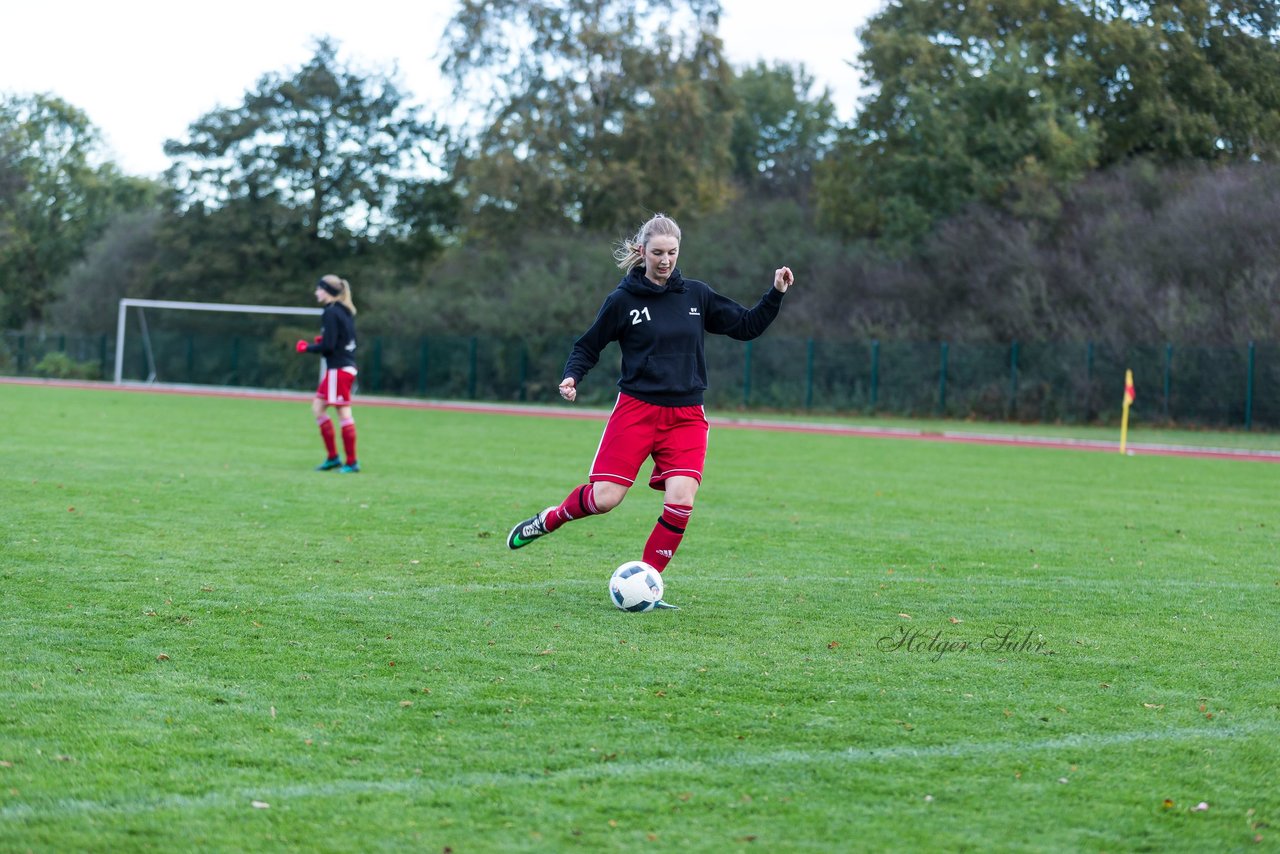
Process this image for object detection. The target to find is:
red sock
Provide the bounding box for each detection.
[544,484,603,533]
[340,418,357,464]
[643,503,692,572]
[317,416,338,459]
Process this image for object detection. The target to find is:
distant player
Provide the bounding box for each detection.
[295,274,361,473]
[505,213,795,602]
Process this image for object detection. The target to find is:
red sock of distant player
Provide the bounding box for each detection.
[543,484,604,532]
[643,503,692,572]
[317,415,338,459]
[340,417,357,464]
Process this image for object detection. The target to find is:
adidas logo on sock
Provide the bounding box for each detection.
[657,549,674,558]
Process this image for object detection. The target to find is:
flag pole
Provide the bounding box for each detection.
[1119,369,1135,454]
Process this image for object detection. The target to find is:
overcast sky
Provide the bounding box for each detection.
[1,0,883,177]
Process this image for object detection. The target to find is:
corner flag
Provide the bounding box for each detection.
[1119,369,1135,454]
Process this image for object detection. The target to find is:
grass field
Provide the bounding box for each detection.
[2,382,1278,852]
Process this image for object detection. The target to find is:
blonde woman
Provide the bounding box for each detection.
[506,214,794,606]
[295,274,361,473]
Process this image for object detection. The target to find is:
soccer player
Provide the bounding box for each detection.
[506,213,795,605]
[295,274,361,473]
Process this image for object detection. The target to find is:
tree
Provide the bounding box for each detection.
[163,37,454,274]
[46,208,164,335]
[817,0,1102,245]
[820,159,1280,347]
[1081,0,1280,164]
[728,61,839,199]
[0,94,154,328]
[816,0,1280,245]
[442,0,736,235]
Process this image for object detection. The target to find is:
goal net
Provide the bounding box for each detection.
[114,298,324,390]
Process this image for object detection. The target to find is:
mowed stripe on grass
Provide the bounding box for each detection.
[3,375,1277,461]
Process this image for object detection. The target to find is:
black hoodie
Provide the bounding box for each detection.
[301,302,357,370]
[562,266,786,407]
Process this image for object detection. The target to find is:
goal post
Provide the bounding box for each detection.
[114,298,323,385]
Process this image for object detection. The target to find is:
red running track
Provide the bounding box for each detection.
[6,376,1278,463]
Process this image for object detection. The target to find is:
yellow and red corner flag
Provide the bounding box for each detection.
[1119,369,1135,454]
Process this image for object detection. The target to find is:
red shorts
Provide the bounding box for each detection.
[590,393,709,491]
[315,367,357,406]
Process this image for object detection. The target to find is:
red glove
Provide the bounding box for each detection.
[295,340,309,353]
[313,335,323,344]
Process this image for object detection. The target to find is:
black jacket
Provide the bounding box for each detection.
[302,303,357,370]
[563,266,785,406]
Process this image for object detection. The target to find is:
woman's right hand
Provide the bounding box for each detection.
[559,377,577,403]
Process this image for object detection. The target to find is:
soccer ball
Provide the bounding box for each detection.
[609,561,664,612]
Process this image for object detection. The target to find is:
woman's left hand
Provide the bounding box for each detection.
[773,266,794,293]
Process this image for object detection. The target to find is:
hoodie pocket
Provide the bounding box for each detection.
[633,352,704,394]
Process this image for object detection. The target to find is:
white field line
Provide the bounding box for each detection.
[233,573,1272,602]
[373,574,1275,595]
[859,574,1275,591]
[1,722,1270,821]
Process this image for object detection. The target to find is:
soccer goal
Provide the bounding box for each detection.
[114,298,323,387]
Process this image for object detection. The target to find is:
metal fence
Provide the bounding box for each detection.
[2,330,1274,430]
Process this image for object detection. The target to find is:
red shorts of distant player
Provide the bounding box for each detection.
[589,393,709,491]
[315,367,357,406]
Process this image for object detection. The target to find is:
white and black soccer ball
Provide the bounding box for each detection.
[608,560,664,612]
